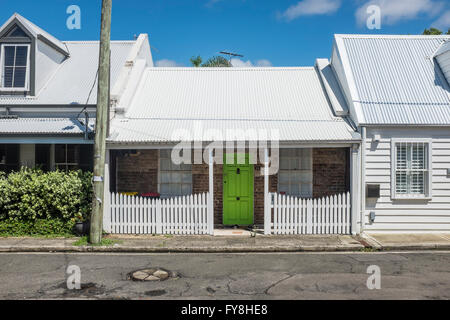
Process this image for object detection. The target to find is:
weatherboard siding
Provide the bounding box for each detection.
[364,127,450,233]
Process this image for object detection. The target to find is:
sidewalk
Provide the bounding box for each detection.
[1,233,449,253]
[0,234,364,253]
[361,233,450,251]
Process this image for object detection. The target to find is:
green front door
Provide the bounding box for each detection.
[223,154,254,225]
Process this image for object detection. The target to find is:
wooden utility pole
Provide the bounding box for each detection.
[90,0,112,244]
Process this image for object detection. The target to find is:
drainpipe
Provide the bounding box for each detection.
[360,126,366,233]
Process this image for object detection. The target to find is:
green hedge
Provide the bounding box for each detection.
[0,168,92,236]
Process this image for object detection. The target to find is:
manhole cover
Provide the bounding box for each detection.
[128,268,178,281]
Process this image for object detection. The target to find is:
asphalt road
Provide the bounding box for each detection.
[0,251,449,299]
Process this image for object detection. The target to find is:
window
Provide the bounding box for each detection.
[159,149,192,197]
[54,144,93,171]
[392,140,432,199]
[278,148,313,197]
[0,44,30,89]
[0,144,19,172]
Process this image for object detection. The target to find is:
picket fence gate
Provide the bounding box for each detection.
[269,192,351,235]
[104,192,213,235]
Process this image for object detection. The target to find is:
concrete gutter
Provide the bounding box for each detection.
[0,235,364,253]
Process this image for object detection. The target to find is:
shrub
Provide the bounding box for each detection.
[0,168,92,235]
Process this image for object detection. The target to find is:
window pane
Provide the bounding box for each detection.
[301,183,312,197]
[4,47,15,66]
[396,145,407,169]
[55,145,66,163]
[13,66,26,88]
[14,46,28,66]
[396,172,407,194]
[66,145,78,163]
[3,66,13,87]
[160,172,170,183]
[160,159,171,170]
[279,184,289,194]
[411,144,425,170]
[182,172,191,183]
[279,158,290,170]
[290,183,300,195]
[182,184,192,195]
[171,172,181,183]
[278,172,290,184]
[411,173,424,194]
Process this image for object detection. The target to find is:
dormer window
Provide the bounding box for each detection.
[0,44,30,90]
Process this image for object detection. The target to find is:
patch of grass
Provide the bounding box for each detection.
[360,246,378,252]
[73,236,122,247]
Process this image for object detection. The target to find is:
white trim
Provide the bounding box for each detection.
[390,138,433,200]
[333,36,365,124]
[0,43,31,91]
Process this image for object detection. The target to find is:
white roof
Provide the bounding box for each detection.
[0,41,134,105]
[335,34,450,125]
[0,118,94,134]
[0,13,69,56]
[109,67,358,143]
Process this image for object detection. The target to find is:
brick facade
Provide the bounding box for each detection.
[115,150,159,194]
[113,148,349,227]
[312,148,350,197]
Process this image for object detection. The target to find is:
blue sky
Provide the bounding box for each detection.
[1,0,449,66]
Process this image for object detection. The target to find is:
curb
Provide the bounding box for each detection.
[0,245,365,253]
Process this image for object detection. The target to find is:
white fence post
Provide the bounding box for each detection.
[306,199,312,234]
[103,150,111,233]
[208,148,214,235]
[156,198,162,234]
[264,148,271,235]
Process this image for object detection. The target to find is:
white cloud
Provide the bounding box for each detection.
[155,59,183,67]
[279,0,341,21]
[432,10,450,30]
[231,58,273,67]
[355,0,444,26]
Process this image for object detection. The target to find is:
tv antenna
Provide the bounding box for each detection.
[219,51,244,63]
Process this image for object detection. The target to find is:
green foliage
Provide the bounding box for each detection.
[0,219,76,237]
[190,55,203,67]
[422,27,450,35]
[0,168,93,236]
[201,56,231,67]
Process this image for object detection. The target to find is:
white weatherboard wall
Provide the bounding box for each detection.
[363,127,450,233]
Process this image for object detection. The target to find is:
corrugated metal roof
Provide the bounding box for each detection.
[0,118,94,134]
[109,67,358,142]
[0,13,69,56]
[337,35,450,125]
[0,41,133,105]
[109,119,357,143]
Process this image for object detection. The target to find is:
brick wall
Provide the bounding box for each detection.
[116,150,158,194]
[113,148,349,227]
[313,148,349,197]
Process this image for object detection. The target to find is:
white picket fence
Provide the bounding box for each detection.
[269,192,351,235]
[104,192,213,235]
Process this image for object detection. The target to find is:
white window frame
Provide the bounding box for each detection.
[390,138,432,200]
[54,144,79,171]
[0,43,31,91]
[278,148,313,198]
[158,149,193,198]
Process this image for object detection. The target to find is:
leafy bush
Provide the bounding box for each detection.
[0,168,92,235]
[0,219,76,237]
